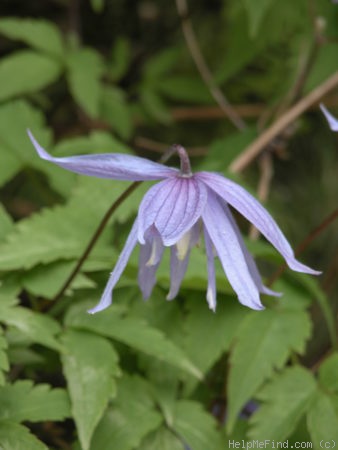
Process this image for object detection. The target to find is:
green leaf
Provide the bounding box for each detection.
[0,100,51,188]
[318,353,338,393]
[201,128,257,172]
[90,0,105,13]
[158,76,212,103]
[0,327,9,386]
[0,50,62,102]
[65,301,203,379]
[108,37,131,81]
[61,329,119,450]
[139,427,185,450]
[67,48,104,117]
[141,88,172,123]
[0,18,64,58]
[184,296,248,376]
[100,86,133,139]
[227,309,312,431]
[0,306,62,351]
[249,366,317,441]
[21,260,95,299]
[172,400,224,450]
[0,380,71,422]
[0,421,48,450]
[0,205,14,243]
[307,391,338,449]
[242,0,276,37]
[90,375,162,450]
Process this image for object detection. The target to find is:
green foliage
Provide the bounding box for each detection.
[66,48,104,118]
[0,18,64,58]
[0,380,71,422]
[61,329,120,450]
[249,366,317,441]
[0,0,336,447]
[0,421,49,450]
[227,309,312,431]
[0,51,62,102]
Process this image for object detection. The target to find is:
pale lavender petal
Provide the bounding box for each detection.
[138,176,207,246]
[88,219,139,314]
[222,203,282,297]
[28,130,178,181]
[320,104,338,131]
[138,226,164,299]
[166,223,200,300]
[197,172,321,276]
[166,246,191,301]
[204,227,217,311]
[202,192,264,310]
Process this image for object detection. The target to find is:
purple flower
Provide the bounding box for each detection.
[28,131,320,313]
[320,104,338,131]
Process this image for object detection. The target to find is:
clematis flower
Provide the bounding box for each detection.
[28,131,320,313]
[320,104,338,131]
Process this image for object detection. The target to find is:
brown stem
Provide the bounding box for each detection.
[267,208,338,287]
[175,0,246,131]
[52,181,141,302]
[229,71,338,173]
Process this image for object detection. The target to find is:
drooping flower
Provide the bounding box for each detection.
[28,131,320,313]
[320,104,338,131]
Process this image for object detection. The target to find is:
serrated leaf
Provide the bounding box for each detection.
[67,48,104,117]
[318,353,338,393]
[0,18,64,58]
[61,329,119,450]
[0,421,48,450]
[0,380,71,422]
[0,100,51,188]
[0,327,9,386]
[227,309,312,431]
[307,391,338,449]
[0,306,62,351]
[184,296,248,377]
[21,260,95,299]
[0,50,62,102]
[249,366,317,441]
[65,301,203,379]
[90,375,162,450]
[100,86,132,139]
[139,427,185,450]
[0,178,119,271]
[172,400,224,450]
[242,0,276,37]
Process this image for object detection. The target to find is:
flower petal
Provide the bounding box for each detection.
[28,130,178,181]
[320,104,338,131]
[204,227,217,311]
[88,218,139,314]
[197,172,321,275]
[138,176,207,246]
[223,203,282,297]
[138,226,164,299]
[202,192,264,310]
[166,223,200,300]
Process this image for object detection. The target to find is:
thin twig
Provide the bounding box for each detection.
[52,181,141,302]
[175,0,246,131]
[267,208,338,287]
[229,71,338,173]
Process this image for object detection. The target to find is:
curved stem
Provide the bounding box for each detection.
[267,208,338,286]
